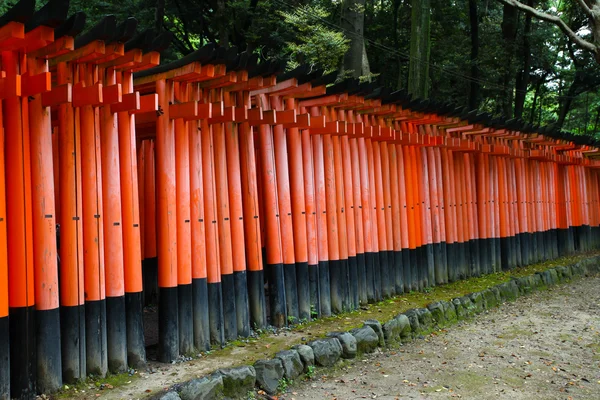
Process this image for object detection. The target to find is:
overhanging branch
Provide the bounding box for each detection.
[497,0,597,54]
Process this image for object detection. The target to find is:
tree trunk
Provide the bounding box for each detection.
[408,0,431,99]
[341,0,368,78]
[499,3,518,117]
[217,0,229,46]
[514,0,533,119]
[468,0,480,110]
[154,0,165,33]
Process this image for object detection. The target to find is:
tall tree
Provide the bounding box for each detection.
[408,0,431,98]
[341,0,369,78]
[513,0,533,119]
[468,0,480,109]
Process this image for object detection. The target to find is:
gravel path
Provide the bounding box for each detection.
[288,277,600,399]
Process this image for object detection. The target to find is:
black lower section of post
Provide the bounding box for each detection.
[364,252,375,302]
[177,284,193,354]
[35,307,62,394]
[356,253,367,305]
[308,264,320,317]
[207,281,224,346]
[340,258,350,310]
[234,271,250,337]
[125,292,146,367]
[105,296,127,373]
[348,256,359,310]
[85,299,107,376]
[432,243,443,285]
[10,306,35,399]
[0,316,9,400]
[60,305,85,382]
[401,249,410,291]
[268,263,287,327]
[142,257,159,306]
[247,271,266,330]
[296,263,310,321]
[283,263,299,323]
[380,251,391,298]
[424,244,434,287]
[158,287,178,362]
[329,259,343,314]
[192,278,210,351]
[416,246,426,290]
[221,274,237,341]
[372,252,382,301]
[317,260,331,317]
[393,251,403,294]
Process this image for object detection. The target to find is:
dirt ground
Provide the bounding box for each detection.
[286,276,600,400]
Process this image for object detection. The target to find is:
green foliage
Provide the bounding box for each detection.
[279,5,349,73]
[305,365,316,380]
[277,377,292,394]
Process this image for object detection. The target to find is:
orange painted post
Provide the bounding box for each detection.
[27,55,62,391]
[257,94,286,326]
[426,146,443,284]
[271,97,298,321]
[286,99,311,320]
[323,133,343,313]
[467,153,482,276]
[100,67,127,372]
[117,70,145,366]
[0,97,9,400]
[155,78,179,361]
[200,117,224,344]
[56,61,86,382]
[239,119,267,328]
[224,94,250,336]
[492,155,502,270]
[373,140,391,297]
[189,111,210,350]
[403,145,419,289]
[510,158,523,266]
[411,145,427,287]
[453,152,467,278]
[350,134,367,303]
[3,49,36,397]
[341,135,359,307]
[366,137,382,299]
[301,128,320,314]
[440,148,457,280]
[173,83,193,353]
[138,140,146,264]
[515,157,529,266]
[433,145,448,283]
[357,136,375,301]
[389,142,404,291]
[398,144,413,289]
[312,131,331,315]
[332,134,350,309]
[417,146,434,286]
[475,152,489,274]
[143,140,159,304]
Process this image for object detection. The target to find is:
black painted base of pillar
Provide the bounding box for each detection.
[356,253,367,305]
[234,271,250,337]
[10,306,35,399]
[393,251,403,294]
[348,256,358,310]
[308,264,320,316]
[106,296,127,373]
[380,252,392,298]
[296,262,310,321]
[247,270,266,329]
[158,287,179,362]
[85,299,107,377]
[317,260,331,317]
[373,252,382,301]
[267,263,287,327]
[142,257,158,306]
[221,274,237,341]
[36,307,62,393]
[329,259,343,314]
[177,284,194,354]
[0,316,8,400]
[401,250,410,293]
[125,292,146,367]
[365,252,375,303]
[424,244,435,287]
[340,258,350,311]
[192,278,210,351]
[207,281,224,346]
[60,305,85,382]
[283,263,299,323]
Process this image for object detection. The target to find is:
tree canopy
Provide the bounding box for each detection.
[3,0,600,137]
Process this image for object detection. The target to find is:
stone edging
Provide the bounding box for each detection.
[148,256,600,400]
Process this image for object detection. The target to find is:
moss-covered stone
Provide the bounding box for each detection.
[441,300,457,322]
[404,309,421,333]
[480,288,497,309]
[427,301,445,325]
[218,366,256,399]
[468,292,485,313]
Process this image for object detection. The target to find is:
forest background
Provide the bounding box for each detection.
[3,0,600,137]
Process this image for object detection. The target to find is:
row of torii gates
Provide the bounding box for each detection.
[2,1,600,399]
